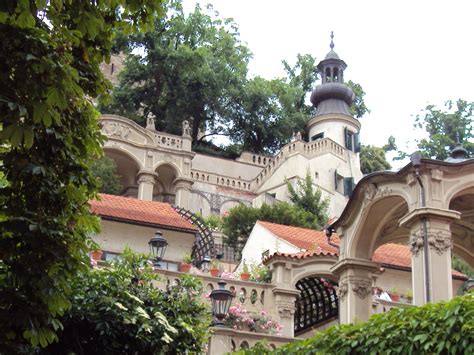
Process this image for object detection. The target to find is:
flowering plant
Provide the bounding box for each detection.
[224,304,283,335]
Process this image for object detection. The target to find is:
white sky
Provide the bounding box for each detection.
[183,1,474,168]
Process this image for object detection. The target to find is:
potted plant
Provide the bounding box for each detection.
[180,253,192,273]
[404,289,413,303]
[389,287,400,302]
[209,259,220,277]
[91,249,103,261]
[240,260,250,281]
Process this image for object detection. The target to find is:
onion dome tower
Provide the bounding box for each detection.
[306,32,361,153]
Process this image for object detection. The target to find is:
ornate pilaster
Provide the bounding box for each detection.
[400,207,460,305]
[331,258,379,324]
[136,170,157,201]
[272,287,300,338]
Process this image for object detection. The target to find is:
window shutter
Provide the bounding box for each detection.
[334,169,338,190]
[343,177,354,197]
[354,133,361,153]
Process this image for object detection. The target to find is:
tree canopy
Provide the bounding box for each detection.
[359,145,391,174]
[0,0,164,349]
[415,99,473,160]
[103,0,251,144]
[103,2,369,154]
[287,172,329,226]
[395,99,473,161]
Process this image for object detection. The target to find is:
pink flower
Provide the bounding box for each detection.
[261,310,267,316]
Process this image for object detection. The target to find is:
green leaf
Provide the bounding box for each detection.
[23,128,34,148]
[16,11,36,28]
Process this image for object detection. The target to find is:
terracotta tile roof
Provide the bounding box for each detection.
[373,243,466,279]
[90,194,197,232]
[258,221,466,279]
[257,220,339,254]
[264,250,338,264]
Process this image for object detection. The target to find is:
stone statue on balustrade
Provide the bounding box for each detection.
[182,119,192,137]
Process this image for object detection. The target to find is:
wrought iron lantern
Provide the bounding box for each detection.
[148,231,168,267]
[209,280,233,326]
[200,255,211,273]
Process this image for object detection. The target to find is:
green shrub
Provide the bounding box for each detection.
[236,292,474,354]
[42,249,210,354]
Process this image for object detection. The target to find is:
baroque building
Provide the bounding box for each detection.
[93,38,473,353]
[99,38,362,219]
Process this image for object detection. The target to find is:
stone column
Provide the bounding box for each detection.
[173,177,194,209]
[400,208,460,305]
[136,170,157,201]
[331,258,379,324]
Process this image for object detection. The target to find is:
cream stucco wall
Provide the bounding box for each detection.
[239,223,300,268]
[94,219,195,263]
[192,153,262,180]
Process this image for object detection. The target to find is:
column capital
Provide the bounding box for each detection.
[136,170,158,184]
[330,257,379,276]
[173,177,194,189]
[399,207,460,228]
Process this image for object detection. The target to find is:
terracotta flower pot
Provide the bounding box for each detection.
[391,293,400,302]
[240,272,250,281]
[180,263,191,273]
[91,250,103,261]
[210,268,220,277]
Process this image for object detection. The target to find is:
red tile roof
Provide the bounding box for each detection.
[257,220,339,254]
[373,243,466,278]
[258,221,466,279]
[90,194,197,232]
[264,250,338,264]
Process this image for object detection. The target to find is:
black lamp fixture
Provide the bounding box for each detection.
[209,280,233,326]
[148,231,168,267]
[201,255,211,273]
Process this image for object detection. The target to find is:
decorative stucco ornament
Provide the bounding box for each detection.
[409,232,424,256]
[352,279,372,300]
[337,280,348,300]
[428,231,452,255]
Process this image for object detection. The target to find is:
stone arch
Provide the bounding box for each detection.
[153,163,180,203]
[448,185,474,269]
[347,194,410,260]
[103,146,143,198]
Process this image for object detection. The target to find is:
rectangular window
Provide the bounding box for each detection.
[344,128,361,152]
[311,132,324,141]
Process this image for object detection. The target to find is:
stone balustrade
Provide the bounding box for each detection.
[152,268,276,318]
[190,170,253,191]
[150,131,185,150]
[372,298,413,315]
[208,327,297,354]
[254,138,347,189]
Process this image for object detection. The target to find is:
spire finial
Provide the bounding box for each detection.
[330,31,334,50]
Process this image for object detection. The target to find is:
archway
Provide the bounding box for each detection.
[449,186,474,269]
[104,147,142,198]
[154,163,179,203]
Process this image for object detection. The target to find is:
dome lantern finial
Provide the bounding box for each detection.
[330,31,335,50]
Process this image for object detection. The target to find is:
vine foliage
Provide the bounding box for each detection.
[0,0,163,349]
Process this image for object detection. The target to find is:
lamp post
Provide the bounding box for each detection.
[148,231,168,268]
[201,255,211,273]
[209,280,233,326]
